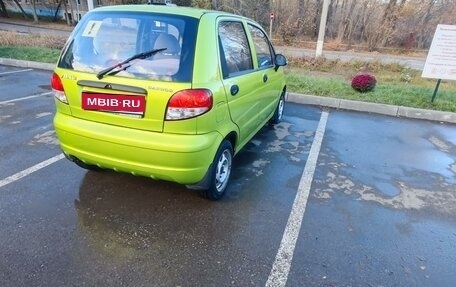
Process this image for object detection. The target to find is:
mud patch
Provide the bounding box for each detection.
[28,130,59,145]
[451,162,456,174]
[35,112,52,118]
[0,114,12,123]
[0,102,14,108]
[314,153,456,217]
[429,135,454,153]
[273,122,292,140]
[265,122,312,157]
[251,159,270,176]
[245,121,313,175]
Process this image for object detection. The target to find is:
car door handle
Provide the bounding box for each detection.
[230,85,239,96]
[263,74,268,83]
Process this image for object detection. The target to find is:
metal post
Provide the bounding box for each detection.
[87,0,94,11]
[270,0,275,39]
[431,79,442,103]
[76,0,80,21]
[269,11,274,39]
[316,0,330,58]
[269,17,273,39]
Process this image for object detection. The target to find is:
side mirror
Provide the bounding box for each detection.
[275,54,288,71]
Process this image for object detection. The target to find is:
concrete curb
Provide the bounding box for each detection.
[1,58,455,125]
[0,58,55,71]
[287,93,456,125]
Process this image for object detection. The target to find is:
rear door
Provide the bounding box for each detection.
[218,20,262,146]
[246,23,284,123]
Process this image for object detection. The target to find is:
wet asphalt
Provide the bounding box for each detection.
[0,65,455,286]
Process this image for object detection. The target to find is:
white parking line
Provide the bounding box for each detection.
[0,91,52,105]
[265,111,329,287]
[0,154,65,189]
[0,69,33,76]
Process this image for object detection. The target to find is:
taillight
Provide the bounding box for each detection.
[166,89,213,120]
[51,72,68,104]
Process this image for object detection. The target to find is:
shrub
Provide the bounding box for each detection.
[351,73,377,92]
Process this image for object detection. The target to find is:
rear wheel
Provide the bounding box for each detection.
[269,92,285,125]
[199,140,233,200]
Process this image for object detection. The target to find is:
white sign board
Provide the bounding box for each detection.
[422,25,456,81]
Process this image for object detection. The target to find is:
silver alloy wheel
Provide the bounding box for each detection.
[277,96,285,121]
[215,149,232,192]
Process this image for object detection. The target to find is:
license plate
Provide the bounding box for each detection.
[82,92,146,114]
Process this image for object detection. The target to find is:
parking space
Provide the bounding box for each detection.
[289,112,456,286]
[0,65,455,286]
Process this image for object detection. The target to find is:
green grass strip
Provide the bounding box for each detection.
[0,46,60,64]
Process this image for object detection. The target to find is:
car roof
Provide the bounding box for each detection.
[91,4,238,20]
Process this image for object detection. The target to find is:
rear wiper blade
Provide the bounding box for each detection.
[96,48,167,80]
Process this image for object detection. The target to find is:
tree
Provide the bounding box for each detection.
[192,0,211,8]
[0,0,9,17]
[12,0,29,19]
[4,0,453,50]
[32,0,39,22]
[174,0,192,6]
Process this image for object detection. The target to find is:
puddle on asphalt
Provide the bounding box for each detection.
[38,84,52,90]
[371,181,401,197]
[428,134,456,176]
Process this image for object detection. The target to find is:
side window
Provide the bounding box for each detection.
[218,21,253,78]
[248,24,274,69]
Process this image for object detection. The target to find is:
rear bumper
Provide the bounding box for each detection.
[54,113,222,184]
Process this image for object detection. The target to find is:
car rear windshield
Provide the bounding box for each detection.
[58,11,198,82]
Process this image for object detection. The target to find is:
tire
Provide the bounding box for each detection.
[199,140,233,200]
[269,92,285,125]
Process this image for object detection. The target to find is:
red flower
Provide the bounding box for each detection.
[351,73,377,93]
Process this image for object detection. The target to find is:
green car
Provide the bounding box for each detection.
[52,4,287,200]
